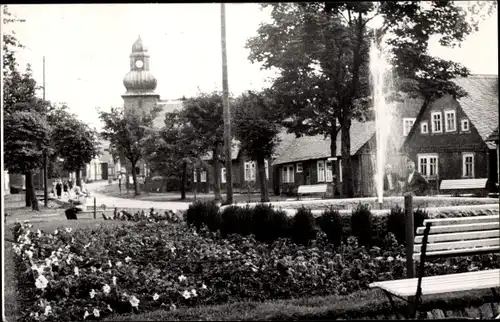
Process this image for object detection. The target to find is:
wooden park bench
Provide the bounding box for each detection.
[370,214,500,319]
[296,184,331,200]
[439,178,489,197]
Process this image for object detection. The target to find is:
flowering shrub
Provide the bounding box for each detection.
[316,207,343,246]
[12,220,500,321]
[351,203,372,246]
[103,208,182,223]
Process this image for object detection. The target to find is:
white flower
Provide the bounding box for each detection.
[74,266,79,276]
[54,229,59,235]
[117,250,123,254]
[182,290,191,299]
[66,254,73,265]
[107,304,113,312]
[35,275,49,289]
[108,260,112,267]
[65,245,71,250]
[387,256,394,262]
[65,227,72,233]
[103,284,111,294]
[129,295,140,307]
[201,283,207,290]
[178,275,187,282]
[375,256,383,261]
[24,250,33,259]
[191,289,197,297]
[169,303,177,311]
[37,229,42,237]
[45,258,52,266]
[153,293,160,301]
[116,261,123,267]
[89,289,96,299]
[44,305,52,316]
[125,256,131,263]
[71,237,75,243]
[30,312,40,319]
[170,247,176,253]
[90,266,97,273]
[83,310,90,320]
[93,308,100,317]
[112,276,117,286]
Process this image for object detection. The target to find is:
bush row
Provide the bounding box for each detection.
[186,201,430,247]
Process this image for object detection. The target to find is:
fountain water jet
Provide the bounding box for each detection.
[369,38,397,206]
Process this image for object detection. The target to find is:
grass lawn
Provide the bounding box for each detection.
[107,288,496,321]
[96,183,290,203]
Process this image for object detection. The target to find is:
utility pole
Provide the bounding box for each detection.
[43,56,49,207]
[221,3,233,204]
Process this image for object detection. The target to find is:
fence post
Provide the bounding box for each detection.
[93,197,96,220]
[404,194,415,278]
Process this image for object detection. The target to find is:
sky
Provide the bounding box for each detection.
[4,3,498,130]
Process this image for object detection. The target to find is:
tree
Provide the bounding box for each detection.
[144,111,204,200]
[99,106,159,196]
[49,106,100,187]
[247,1,495,197]
[4,110,51,210]
[181,92,226,202]
[233,90,280,202]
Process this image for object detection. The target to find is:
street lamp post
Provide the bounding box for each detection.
[43,56,49,207]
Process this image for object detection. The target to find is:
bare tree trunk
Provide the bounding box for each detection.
[131,161,139,196]
[25,173,32,208]
[26,171,39,211]
[256,156,269,202]
[330,121,341,196]
[341,116,354,197]
[213,145,222,201]
[181,161,187,200]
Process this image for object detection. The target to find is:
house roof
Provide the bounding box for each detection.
[453,75,498,149]
[272,120,376,165]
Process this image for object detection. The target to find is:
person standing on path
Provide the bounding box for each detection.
[118,173,122,194]
[68,179,73,190]
[55,180,62,199]
[403,160,429,196]
[63,180,69,198]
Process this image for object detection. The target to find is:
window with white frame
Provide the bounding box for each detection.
[418,154,439,177]
[431,112,442,133]
[445,110,456,132]
[317,160,325,182]
[296,163,303,173]
[282,165,294,183]
[462,153,475,178]
[325,160,333,182]
[403,118,416,136]
[244,161,256,181]
[421,121,428,134]
[193,171,197,183]
[461,119,470,131]
[200,171,207,182]
[264,160,269,180]
[221,168,226,183]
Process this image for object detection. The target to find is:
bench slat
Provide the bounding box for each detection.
[414,238,500,253]
[297,184,328,194]
[440,178,488,190]
[422,216,499,227]
[413,245,500,260]
[416,223,499,235]
[369,269,500,297]
[415,230,500,244]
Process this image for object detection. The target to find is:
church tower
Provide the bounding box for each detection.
[122,35,160,114]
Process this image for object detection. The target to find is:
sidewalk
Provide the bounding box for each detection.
[57,181,191,211]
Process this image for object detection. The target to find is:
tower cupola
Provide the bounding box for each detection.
[123,35,157,94]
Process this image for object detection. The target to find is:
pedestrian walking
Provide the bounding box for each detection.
[55,181,62,199]
[63,181,69,198]
[68,179,73,190]
[118,174,122,194]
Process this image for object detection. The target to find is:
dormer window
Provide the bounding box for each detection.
[431,112,442,133]
[403,118,416,136]
[445,110,456,132]
[461,119,470,132]
[421,121,429,134]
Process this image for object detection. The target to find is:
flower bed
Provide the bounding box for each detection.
[12,218,499,321]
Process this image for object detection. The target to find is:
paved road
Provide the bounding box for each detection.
[63,181,191,211]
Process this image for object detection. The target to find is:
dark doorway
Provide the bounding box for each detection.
[101,163,109,180]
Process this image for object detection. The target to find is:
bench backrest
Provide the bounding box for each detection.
[440,178,488,190]
[297,184,328,194]
[413,215,500,261]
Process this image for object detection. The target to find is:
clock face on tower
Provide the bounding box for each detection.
[135,60,144,69]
